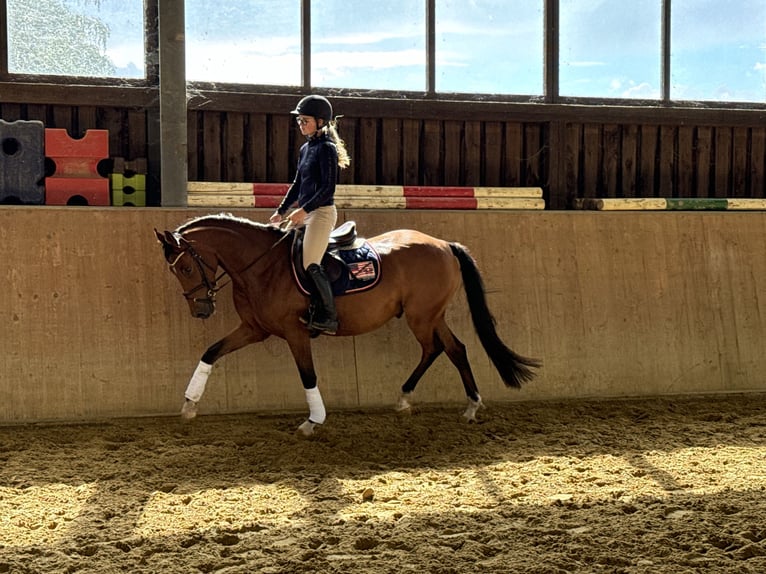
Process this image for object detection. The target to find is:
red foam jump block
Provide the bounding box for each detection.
[45,178,110,206]
[45,128,109,178]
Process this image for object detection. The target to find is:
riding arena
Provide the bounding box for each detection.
[2,4,766,571]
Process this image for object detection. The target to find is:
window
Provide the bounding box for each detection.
[559,0,661,99]
[185,1,301,85]
[671,0,766,102]
[435,0,544,95]
[312,0,425,91]
[3,0,765,106]
[7,0,144,78]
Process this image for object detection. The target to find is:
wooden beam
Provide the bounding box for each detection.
[158,0,187,206]
[0,0,8,75]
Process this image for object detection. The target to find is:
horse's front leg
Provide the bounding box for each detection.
[285,333,324,437]
[181,322,267,420]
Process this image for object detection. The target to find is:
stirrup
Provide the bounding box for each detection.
[307,317,338,335]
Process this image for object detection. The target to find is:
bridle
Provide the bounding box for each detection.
[169,224,294,305]
[169,242,229,304]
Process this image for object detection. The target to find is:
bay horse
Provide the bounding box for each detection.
[155,213,539,435]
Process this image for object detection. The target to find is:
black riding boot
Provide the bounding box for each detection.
[306,263,339,334]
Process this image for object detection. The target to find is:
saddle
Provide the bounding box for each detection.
[291,221,382,296]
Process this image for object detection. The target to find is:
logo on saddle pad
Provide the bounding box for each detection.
[290,221,381,296]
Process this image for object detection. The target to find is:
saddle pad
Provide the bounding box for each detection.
[292,240,382,296]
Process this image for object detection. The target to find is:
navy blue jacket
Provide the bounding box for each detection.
[277,133,338,215]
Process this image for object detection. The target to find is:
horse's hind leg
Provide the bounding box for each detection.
[435,320,484,421]
[397,334,444,411]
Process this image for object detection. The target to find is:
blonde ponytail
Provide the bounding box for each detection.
[324,121,351,169]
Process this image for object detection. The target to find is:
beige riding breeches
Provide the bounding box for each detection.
[302,205,337,268]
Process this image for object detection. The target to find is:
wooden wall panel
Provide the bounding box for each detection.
[202,111,222,181]
[564,123,582,205]
[402,119,421,185]
[357,118,378,184]
[732,127,749,198]
[2,207,766,423]
[658,126,675,196]
[621,125,638,197]
[752,128,766,198]
[677,126,693,197]
[127,109,147,160]
[78,105,98,131]
[638,125,658,197]
[223,111,245,182]
[246,113,267,182]
[582,124,601,197]
[337,117,356,185]
[463,121,481,186]
[268,115,291,183]
[187,112,199,181]
[52,106,75,134]
[695,127,713,198]
[443,120,462,185]
[504,122,523,186]
[484,121,503,186]
[420,119,441,185]
[2,99,764,205]
[380,118,402,185]
[25,104,47,123]
[1,103,22,120]
[715,127,732,197]
[602,124,620,196]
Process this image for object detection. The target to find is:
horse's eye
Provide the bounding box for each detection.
[181,266,193,277]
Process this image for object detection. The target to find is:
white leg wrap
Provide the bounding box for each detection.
[185,361,212,402]
[462,395,484,422]
[305,386,326,425]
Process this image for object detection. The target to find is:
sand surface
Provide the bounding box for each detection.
[1,393,765,573]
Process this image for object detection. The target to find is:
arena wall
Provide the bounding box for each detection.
[2,207,765,423]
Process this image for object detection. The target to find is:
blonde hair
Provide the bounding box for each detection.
[320,121,351,169]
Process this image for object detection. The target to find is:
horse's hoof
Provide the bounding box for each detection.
[462,397,485,423]
[395,394,413,412]
[181,400,198,420]
[297,419,319,436]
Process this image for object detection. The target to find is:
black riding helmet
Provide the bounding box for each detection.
[291,95,333,123]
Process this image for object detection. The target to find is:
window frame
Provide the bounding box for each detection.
[0,0,764,110]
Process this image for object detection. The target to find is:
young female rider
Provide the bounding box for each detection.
[269,94,351,335]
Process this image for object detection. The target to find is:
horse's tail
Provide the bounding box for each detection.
[450,243,541,388]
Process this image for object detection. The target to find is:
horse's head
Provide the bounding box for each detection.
[154,228,222,319]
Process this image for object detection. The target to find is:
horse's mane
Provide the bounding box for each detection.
[176,213,282,236]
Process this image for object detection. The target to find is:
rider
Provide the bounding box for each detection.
[269,94,351,335]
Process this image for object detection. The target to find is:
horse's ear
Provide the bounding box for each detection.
[154,228,167,245]
[163,230,180,247]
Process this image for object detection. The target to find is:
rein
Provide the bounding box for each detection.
[236,224,294,276]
